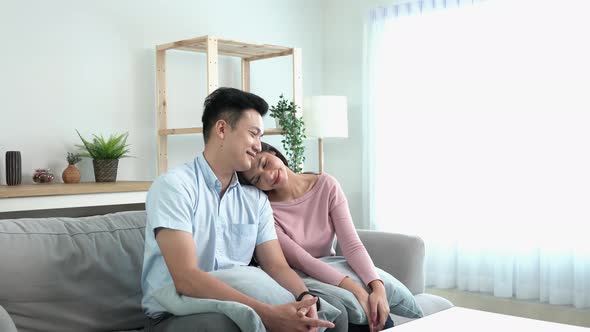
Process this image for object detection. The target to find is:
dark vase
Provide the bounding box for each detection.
[6,151,22,186]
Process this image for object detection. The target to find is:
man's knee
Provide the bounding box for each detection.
[151,312,241,332]
[197,313,241,332]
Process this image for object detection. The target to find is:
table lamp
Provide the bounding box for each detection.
[303,96,348,173]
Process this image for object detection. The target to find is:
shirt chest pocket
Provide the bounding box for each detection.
[228,224,257,263]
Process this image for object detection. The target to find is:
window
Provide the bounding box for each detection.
[365,0,590,307]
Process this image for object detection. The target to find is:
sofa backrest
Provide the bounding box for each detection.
[0,210,147,332]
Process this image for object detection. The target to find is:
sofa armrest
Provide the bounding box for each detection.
[337,230,425,295]
[0,304,17,332]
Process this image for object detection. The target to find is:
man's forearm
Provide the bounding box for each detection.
[263,265,308,298]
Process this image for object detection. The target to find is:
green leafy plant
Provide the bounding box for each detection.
[66,152,82,165]
[270,95,306,173]
[76,130,131,160]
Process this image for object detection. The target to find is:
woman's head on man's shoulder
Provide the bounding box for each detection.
[237,142,290,191]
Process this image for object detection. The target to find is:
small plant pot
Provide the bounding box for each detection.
[62,165,81,184]
[93,159,119,182]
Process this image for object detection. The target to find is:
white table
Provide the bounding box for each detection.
[386,307,588,331]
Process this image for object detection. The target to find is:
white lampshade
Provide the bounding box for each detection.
[303,96,348,138]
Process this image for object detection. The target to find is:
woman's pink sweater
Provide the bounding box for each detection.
[271,174,380,286]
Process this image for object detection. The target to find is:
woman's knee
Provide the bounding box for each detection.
[319,297,349,332]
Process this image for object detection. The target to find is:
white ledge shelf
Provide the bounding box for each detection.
[0,181,151,213]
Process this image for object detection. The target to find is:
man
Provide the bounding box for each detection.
[141,87,335,331]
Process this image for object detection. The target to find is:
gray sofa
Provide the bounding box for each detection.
[0,211,452,331]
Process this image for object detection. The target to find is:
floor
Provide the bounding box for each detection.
[427,287,590,328]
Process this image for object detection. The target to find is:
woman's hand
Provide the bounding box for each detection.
[368,280,390,331]
[339,277,390,331]
[339,277,373,327]
[353,288,372,327]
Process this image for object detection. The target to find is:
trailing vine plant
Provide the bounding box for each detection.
[269,95,306,173]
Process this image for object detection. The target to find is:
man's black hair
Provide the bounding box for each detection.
[201,87,269,143]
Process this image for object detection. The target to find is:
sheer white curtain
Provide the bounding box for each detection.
[363,0,590,308]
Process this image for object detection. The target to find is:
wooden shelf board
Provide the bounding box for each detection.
[243,50,293,62]
[159,127,285,136]
[157,37,292,58]
[159,127,203,135]
[0,181,152,199]
[263,128,286,135]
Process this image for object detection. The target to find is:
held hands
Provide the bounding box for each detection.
[368,281,390,332]
[296,294,320,332]
[296,294,319,318]
[261,296,334,332]
[352,289,372,329]
[351,280,390,332]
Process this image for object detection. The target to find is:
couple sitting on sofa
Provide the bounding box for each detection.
[141,88,415,332]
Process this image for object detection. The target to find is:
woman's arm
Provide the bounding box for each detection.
[328,178,390,330]
[277,221,374,299]
[329,191,381,286]
[276,226,348,286]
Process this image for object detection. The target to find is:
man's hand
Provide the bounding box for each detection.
[260,297,334,332]
[368,281,390,331]
[255,240,329,331]
[296,294,320,332]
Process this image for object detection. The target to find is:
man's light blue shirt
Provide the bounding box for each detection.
[141,153,277,317]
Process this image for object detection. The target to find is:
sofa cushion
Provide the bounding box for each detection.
[0,304,17,332]
[413,293,454,316]
[153,266,342,332]
[0,211,146,332]
[389,293,454,326]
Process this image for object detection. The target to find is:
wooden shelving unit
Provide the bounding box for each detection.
[156,35,300,174]
[0,181,152,199]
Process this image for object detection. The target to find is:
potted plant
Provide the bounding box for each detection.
[62,152,82,184]
[76,130,131,182]
[269,95,306,173]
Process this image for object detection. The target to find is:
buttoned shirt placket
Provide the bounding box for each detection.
[213,180,224,270]
[213,178,235,270]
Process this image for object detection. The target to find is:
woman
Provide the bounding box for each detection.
[238,142,394,332]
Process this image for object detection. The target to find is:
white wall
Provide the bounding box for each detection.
[1,0,383,230]
[0,0,324,184]
[321,0,388,228]
[321,0,409,228]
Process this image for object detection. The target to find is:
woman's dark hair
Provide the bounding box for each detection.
[201,87,269,143]
[237,142,289,186]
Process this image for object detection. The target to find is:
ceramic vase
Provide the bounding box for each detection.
[62,164,81,184]
[5,151,22,186]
